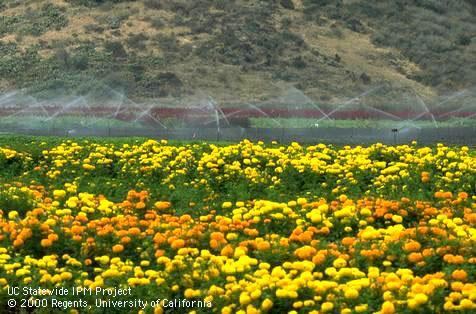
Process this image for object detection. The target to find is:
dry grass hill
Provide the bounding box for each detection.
[0,0,475,104]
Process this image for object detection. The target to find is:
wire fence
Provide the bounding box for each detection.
[1,126,475,145]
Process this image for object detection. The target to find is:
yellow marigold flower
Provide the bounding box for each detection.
[53,190,66,199]
[381,301,395,314]
[321,302,334,312]
[460,299,474,310]
[82,163,95,170]
[60,272,72,281]
[7,211,18,220]
[297,197,307,205]
[222,202,233,209]
[261,299,273,311]
[414,293,428,305]
[344,288,359,299]
[333,258,347,268]
[391,215,403,223]
[239,292,251,305]
[355,304,368,312]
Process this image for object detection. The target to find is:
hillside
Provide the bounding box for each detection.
[0,0,475,104]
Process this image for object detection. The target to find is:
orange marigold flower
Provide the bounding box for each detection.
[155,201,171,210]
[422,248,434,257]
[48,233,59,241]
[451,269,468,281]
[41,238,53,247]
[280,238,289,247]
[152,233,165,245]
[408,252,423,263]
[71,225,83,234]
[179,214,192,223]
[220,244,234,257]
[257,241,271,251]
[120,236,131,244]
[128,227,141,236]
[298,231,314,243]
[13,238,24,247]
[458,192,468,199]
[210,239,220,250]
[401,197,410,203]
[112,244,124,253]
[312,253,326,265]
[244,228,259,237]
[434,191,444,198]
[72,235,82,241]
[135,201,146,209]
[451,255,465,264]
[404,241,422,252]
[466,213,476,224]
[171,239,185,250]
[294,246,317,260]
[210,232,225,242]
[443,191,453,199]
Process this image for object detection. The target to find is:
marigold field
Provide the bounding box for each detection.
[0,137,475,314]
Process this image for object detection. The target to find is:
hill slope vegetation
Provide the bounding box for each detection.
[0,0,475,103]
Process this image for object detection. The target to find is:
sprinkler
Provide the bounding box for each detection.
[392,128,398,145]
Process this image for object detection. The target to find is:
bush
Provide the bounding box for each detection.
[280,0,295,10]
[53,48,70,69]
[141,72,183,97]
[457,33,472,45]
[129,64,146,82]
[67,0,135,7]
[360,72,371,84]
[303,0,340,16]
[144,0,161,10]
[414,0,448,14]
[107,15,127,29]
[291,56,306,69]
[345,18,365,33]
[126,33,149,50]
[0,41,18,55]
[104,41,128,58]
[103,70,136,92]
[279,31,306,47]
[281,17,292,29]
[149,17,165,29]
[0,3,68,37]
[70,54,89,70]
[84,23,105,33]
[156,34,179,53]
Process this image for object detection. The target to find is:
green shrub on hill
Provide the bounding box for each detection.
[0,4,68,37]
[68,0,135,6]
